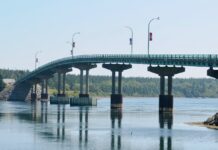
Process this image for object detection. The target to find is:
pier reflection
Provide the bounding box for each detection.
[78,107,89,148]
[111,108,122,150]
[159,112,173,150]
[41,102,48,123]
[57,104,65,140]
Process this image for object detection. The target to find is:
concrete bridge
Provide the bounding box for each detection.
[9,54,218,112]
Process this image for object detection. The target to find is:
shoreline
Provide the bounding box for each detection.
[186,122,218,130]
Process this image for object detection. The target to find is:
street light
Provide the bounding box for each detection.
[68,32,80,57]
[147,17,160,55]
[35,51,42,69]
[125,26,133,55]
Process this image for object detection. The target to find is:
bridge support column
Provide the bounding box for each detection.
[58,72,61,96]
[85,69,89,96]
[31,84,37,100]
[56,68,72,97]
[57,72,66,97]
[79,69,84,97]
[41,79,49,99]
[102,64,132,109]
[148,66,185,112]
[73,64,97,98]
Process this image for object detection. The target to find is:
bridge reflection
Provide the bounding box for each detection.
[159,112,173,150]
[11,102,174,149]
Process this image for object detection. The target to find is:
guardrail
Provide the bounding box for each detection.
[16,54,218,85]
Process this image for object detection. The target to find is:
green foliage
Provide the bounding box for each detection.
[0,69,29,80]
[0,74,5,91]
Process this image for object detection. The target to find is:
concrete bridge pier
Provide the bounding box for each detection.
[31,84,37,100]
[73,64,97,98]
[70,64,97,106]
[57,70,71,97]
[50,68,72,104]
[102,64,132,109]
[41,79,48,99]
[148,66,185,112]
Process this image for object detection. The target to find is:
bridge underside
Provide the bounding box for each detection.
[8,82,32,101]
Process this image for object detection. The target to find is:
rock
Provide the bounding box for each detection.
[204,113,218,126]
[0,85,14,100]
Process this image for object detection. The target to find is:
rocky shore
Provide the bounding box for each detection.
[204,113,218,126]
[0,85,13,100]
[187,113,218,129]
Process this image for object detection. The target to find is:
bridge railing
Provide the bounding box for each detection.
[16,54,218,84]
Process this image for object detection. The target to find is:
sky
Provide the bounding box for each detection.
[0,0,218,78]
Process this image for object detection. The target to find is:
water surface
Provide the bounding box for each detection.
[0,98,217,150]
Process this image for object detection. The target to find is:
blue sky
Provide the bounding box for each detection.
[0,0,218,77]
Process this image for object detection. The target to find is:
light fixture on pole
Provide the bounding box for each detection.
[125,26,134,55]
[35,51,42,69]
[147,17,160,56]
[71,32,80,57]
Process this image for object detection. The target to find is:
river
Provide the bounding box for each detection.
[0,98,217,150]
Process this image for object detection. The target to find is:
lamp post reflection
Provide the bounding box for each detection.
[111,109,122,150]
[159,112,173,150]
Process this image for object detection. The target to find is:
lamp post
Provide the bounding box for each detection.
[125,26,133,55]
[35,51,42,69]
[147,17,160,56]
[71,32,80,57]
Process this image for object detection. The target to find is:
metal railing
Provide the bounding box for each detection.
[16,54,218,85]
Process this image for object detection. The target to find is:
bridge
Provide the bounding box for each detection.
[9,54,218,112]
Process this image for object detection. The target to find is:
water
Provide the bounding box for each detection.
[0,98,217,150]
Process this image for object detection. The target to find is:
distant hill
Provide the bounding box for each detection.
[1,68,218,97]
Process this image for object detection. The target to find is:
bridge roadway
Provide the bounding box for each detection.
[9,54,218,112]
[15,54,218,84]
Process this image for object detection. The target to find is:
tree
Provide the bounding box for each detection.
[0,74,5,91]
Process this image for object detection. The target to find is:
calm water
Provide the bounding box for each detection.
[0,98,218,150]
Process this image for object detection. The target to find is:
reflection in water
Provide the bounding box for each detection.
[79,107,89,148]
[41,102,48,123]
[111,109,122,150]
[57,104,65,140]
[159,112,173,150]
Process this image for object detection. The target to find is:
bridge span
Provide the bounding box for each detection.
[9,54,218,112]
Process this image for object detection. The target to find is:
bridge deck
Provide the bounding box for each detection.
[16,54,218,84]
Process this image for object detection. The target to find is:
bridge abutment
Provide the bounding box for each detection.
[148,66,185,112]
[102,64,132,109]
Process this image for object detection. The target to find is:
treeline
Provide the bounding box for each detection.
[0,69,29,80]
[1,68,218,97]
[0,74,5,91]
[49,74,218,97]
